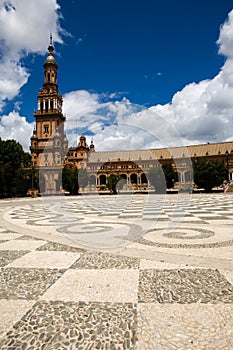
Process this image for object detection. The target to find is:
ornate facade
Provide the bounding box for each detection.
[84,142,233,192]
[30,36,68,194]
[31,39,233,194]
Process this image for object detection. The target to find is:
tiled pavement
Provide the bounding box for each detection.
[0,194,232,349]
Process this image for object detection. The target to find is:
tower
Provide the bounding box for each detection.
[30,35,68,194]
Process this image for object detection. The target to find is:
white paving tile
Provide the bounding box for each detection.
[0,233,22,241]
[137,303,233,350]
[0,239,46,251]
[220,270,233,286]
[0,300,35,338]
[140,259,197,270]
[41,269,139,303]
[6,251,81,269]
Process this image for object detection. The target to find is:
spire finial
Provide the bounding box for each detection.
[48,33,54,54]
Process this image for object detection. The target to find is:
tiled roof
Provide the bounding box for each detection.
[88,141,233,163]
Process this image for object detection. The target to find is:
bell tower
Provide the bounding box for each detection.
[30,35,68,194]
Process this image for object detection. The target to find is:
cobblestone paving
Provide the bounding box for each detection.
[0,301,137,350]
[138,269,233,303]
[0,268,65,300]
[0,194,232,349]
[71,251,140,269]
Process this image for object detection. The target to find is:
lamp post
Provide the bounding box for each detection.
[225,151,229,181]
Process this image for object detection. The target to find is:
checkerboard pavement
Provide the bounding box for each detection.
[0,194,233,349]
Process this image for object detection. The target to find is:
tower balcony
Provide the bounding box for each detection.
[34,108,63,116]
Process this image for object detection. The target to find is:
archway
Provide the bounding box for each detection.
[130,173,137,184]
[99,174,106,185]
[141,173,148,184]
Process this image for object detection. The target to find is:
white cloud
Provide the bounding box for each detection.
[1,4,233,153]
[0,111,34,151]
[63,90,99,119]
[0,0,65,55]
[61,9,233,152]
[0,0,66,110]
[0,0,67,150]
[217,9,233,58]
[0,59,29,105]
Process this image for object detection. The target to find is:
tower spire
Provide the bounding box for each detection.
[48,33,54,54]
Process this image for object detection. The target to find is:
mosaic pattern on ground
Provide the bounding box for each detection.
[0,194,232,349]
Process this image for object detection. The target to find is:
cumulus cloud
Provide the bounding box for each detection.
[0,111,34,151]
[2,4,233,153]
[217,9,233,58]
[0,0,66,110]
[152,10,233,145]
[64,9,233,151]
[0,0,67,150]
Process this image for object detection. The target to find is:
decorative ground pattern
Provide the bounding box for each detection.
[0,193,232,349]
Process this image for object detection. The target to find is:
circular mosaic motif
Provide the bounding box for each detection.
[163,227,215,240]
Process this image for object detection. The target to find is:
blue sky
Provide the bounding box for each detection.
[0,0,233,151]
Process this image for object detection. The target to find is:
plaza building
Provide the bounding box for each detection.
[31,39,233,194]
[30,36,68,194]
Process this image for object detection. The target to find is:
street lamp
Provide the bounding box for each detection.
[225,151,229,181]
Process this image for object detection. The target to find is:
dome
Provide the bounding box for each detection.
[44,53,57,66]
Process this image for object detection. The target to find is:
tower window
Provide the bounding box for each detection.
[44,125,49,133]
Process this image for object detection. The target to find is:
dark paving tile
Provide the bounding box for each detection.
[15,235,44,241]
[0,251,29,267]
[0,268,65,300]
[36,242,85,252]
[0,301,137,349]
[71,251,140,269]
[138,269,233,304]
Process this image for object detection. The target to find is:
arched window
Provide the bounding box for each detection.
[99,175,106,185]
[130,173,137,184]
[141,173,148,184]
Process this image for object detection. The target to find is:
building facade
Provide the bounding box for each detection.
[30,36,68,194]
[31,40,233,194]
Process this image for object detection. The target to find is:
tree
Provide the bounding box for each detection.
[106,173,124,194]
[62,165,89,194]
[78,168,89,191]
[147,166,167,193]
[0,138,31,197]
[193,158,227,192]
[162,162,176,189]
